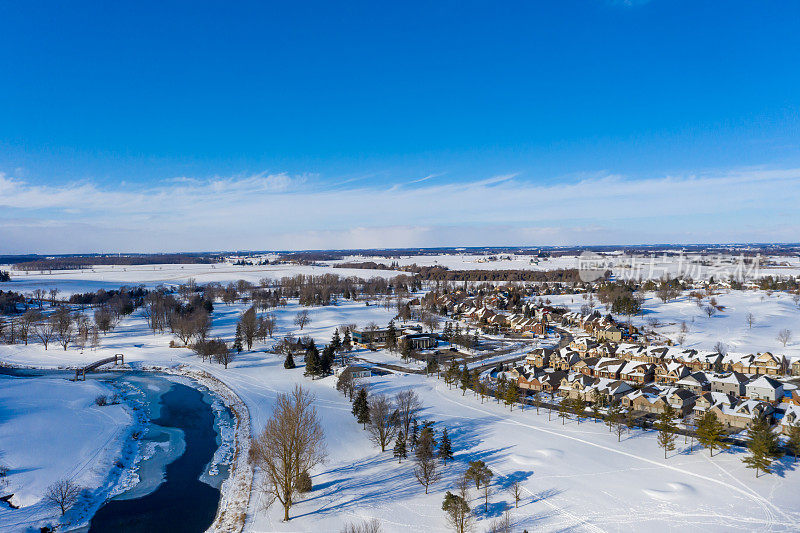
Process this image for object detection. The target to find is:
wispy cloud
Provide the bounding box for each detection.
[0,167,798,253]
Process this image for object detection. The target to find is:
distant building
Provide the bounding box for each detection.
[352,328,391,346]
[401,333,438,350]
[335,364,373,379]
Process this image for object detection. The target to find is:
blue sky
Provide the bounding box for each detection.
[1,1,799,253]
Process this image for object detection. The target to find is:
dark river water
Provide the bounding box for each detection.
[89,381,222,532]
[0,368,229,533]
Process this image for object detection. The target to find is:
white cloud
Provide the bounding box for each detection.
[0,167,797,253]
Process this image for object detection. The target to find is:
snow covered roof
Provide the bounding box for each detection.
[747,375,783,390]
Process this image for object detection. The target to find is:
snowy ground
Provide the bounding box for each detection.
[0,262,403,297]
[0,375,132,531]
[546,290,800,362]
[332,252,800,281]
[3,252,798,299]
[1,265,800,531]
[0,299,798,531]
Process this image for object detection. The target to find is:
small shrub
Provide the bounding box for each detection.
[296,470,312,493]
[95,395,107,406]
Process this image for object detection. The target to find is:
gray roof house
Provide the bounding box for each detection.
[745,375,784,402]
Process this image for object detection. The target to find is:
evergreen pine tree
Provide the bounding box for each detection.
[394,431,407,463]
[304,341,321,378]
[331,329,342,351]
[504,380,519,411]
[696,411,729,457]
[786,424,800,463]
[343,328,352,351]
[410,418,419,449]
[655,406,678,459]
[352,387,367,417]
[283,352,296,369]
[320,345,334,375]
[233,323,243,353]
[438,427,454,465]
[354,389,370,429]
[742,416,783,476]
[386,321,397,352]
[459,366,471,396]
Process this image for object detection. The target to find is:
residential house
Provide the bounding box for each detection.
[751,352,786,375]
[525,348,551,368]
[655,362,689,385]
[676,372,710,395]
[745,375,784,402]
[352,328,391,347]
[550,349,581,371]
[710,400,774,429]
[572,357,600,377]
[665,388,697,416]
[708,372,749,397]
[693,391,737,417]
[619,361,655,384]
[780,404,800,435]
[594,358,626,380]
[596,326,623,342]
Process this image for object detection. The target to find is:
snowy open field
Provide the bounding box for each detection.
[0,294,798,531]
[333,252,800,281]
[3,252,799,300]
[0,375,132,530]
[0,262,404,297]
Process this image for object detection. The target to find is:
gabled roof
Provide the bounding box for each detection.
[746,375,783,390]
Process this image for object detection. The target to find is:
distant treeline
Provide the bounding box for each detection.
[277,251,345,264]
[14,254,223,271]
[333,261,398,271]
[408,266,585,283]
[333,261,588,282]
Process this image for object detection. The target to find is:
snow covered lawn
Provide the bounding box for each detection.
[0,375,132,530]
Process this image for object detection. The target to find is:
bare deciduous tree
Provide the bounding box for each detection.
[421,311,440,333]
[262,313,277,338]
[53,307,75,351]
[487,510,512,533]
[413,428,440,494]
[394,390,422,445]
[34,319,56,350]
[341,518,383,533]
[367,395,399,452]
[43,479,81,515]
[777,329,792,347]
[294,310,311,331]
[746,312,755,329]
[239,306,258,350]
[18,309,41,345]
[251,385,326,521]
[507,480,522,508]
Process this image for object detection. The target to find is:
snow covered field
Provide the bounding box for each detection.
[333,252,800,281]
[2,263,800,531]
[3,252,798,300]
[0,375,132,530]
[0,262,403,297]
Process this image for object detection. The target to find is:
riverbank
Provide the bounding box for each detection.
[0,373,135,532]
[153,365,252,533]
[0,363,252,533]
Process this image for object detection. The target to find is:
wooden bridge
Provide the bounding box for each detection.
[74,353,125,381]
